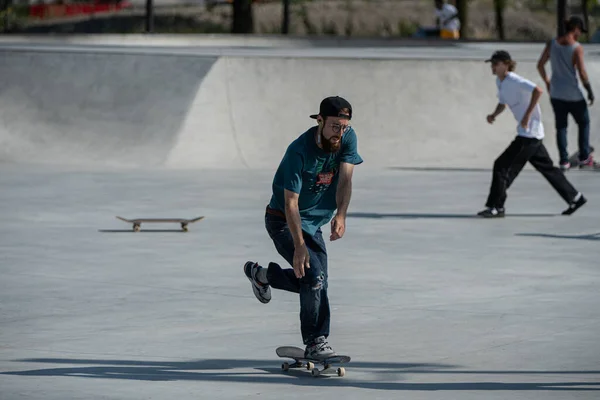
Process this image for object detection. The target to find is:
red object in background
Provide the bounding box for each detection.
[28,1,132,19]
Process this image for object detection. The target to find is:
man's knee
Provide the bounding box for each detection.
[300,268,326,291]
[493,158,507,172]
[575,105,590,125]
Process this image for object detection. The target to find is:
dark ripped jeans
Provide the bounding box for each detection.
[264,210,330,346]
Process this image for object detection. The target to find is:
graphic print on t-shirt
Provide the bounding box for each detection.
[307,157,338,194]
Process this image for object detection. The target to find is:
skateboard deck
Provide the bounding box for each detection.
[567,145,595,167]
[276,346,351,377]
[116,216,205,232]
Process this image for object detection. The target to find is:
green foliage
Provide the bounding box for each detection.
[397,19,418,37]
[296,2,318,34]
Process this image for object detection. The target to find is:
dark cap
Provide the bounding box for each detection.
[566,15,588,33]
[485,50,512,63]
[309,96,352,120]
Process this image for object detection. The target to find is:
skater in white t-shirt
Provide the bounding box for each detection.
[478,50,587,218]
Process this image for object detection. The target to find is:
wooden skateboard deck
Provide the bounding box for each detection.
[276,346,351,377]
[116,216,205,232]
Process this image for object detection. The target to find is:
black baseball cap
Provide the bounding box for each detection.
[485,50,512,63]
[310,96,352,120]
[566,15,588,33]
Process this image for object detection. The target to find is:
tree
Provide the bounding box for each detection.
[455,0,468,39]
[581,0,590,40]
[282,0,290,34]
[557,0,566,36]
[232,0,254,34]
[493,0,505,40]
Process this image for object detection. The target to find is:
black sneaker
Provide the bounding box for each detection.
[562,194,587,215]
[477,207,505,218]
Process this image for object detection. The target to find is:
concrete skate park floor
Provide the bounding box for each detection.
[1,165,599,399]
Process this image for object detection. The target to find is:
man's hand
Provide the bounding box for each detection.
[330,214,346,241]
[584,81,595,105]
[487,103,506,125]
[520,114,530,129]
[293,243,310,278]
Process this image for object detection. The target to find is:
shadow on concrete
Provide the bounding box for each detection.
[347,212,557,219]
[389,167,492,172]
[3,358,598,391]
[98,229,187,233]
[389,166,600,173]
[516,232,600,241]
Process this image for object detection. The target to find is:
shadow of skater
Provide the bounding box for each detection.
[2,358,599,391]
[516,232,600,241]
[347,212,557,219]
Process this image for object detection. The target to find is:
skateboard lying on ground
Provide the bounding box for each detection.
[276,346,351,377]
[116,216,205,232]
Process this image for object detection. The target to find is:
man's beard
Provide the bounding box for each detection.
[320,130,341,153]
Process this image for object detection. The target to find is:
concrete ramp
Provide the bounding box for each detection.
[167,56,600,169]
[0,50,217,168]
[1,41,599,170]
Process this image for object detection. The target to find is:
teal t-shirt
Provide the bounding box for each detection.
[268,126,363,236]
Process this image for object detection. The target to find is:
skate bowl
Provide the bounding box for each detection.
[1,36,599,170]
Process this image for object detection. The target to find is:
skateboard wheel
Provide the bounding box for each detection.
[133,224,140,232]
[282,362,289,371]
[311,368,320,377]
[337,367,345,377]
[181,223,188,232]
[306,362,314,370]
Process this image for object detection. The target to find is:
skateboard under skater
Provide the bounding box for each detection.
[116,216,205,232]
[567,145,596,168]
[276,346,351,377]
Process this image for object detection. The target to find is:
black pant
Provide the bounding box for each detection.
[486,136,578,209]
[550,98,591,163]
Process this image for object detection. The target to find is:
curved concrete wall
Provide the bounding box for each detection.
[0,50,216,167]
[1,42,598,170]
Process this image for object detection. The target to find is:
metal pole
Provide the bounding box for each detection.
[146,0,154,33]
[557,0,566,37]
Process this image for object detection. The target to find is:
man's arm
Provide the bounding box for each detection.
[487,103,506,123]
[330,162,354,241]
[491,103,506,118]
[284,189,304,248]
[574,46,594,104]
[284,188,311,277]
[335,162,354,218]
[521,86,544,128]
[537,41,551,90]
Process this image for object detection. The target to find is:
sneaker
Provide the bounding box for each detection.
[243,261,271,304]
[562,194,587,215]
[579,156,599,169]
[304,336,336,360]
[560,161,571,171]
[477,207,505,218]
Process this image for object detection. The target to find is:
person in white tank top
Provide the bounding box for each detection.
[537,15,596,169]
[476,50,586,218]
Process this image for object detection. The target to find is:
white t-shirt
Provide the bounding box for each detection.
[435,3,460,31]
[496,72,544,140]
